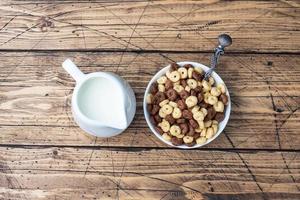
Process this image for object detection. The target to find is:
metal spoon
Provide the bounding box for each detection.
[204,34,232,80]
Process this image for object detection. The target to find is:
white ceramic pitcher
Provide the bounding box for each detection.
[62,59,136,137]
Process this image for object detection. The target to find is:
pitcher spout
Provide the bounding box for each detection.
[107,106,128,130]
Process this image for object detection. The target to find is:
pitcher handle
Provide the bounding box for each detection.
[62,59,85,83]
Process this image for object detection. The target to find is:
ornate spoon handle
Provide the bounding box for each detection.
[204,34,232,80]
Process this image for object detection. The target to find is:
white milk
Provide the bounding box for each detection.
[77,77,126,128]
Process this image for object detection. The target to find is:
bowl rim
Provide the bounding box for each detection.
[143,61,231,149]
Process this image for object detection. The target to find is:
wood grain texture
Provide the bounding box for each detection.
[0,1,300,198]
[1,147,300,200]
[0,1,299,52]
[0,52,299,149]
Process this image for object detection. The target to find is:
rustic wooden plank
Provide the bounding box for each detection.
[0,93,299,149]
[0,1,299,52]
[0,147,299,199]
[0,52,299,149]
[0,52,299,97]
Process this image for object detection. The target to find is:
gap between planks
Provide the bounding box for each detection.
[0,144,299,152]
[0,49,299,55]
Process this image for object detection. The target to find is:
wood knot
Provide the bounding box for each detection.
[177,33,181,39]
[38,17,54,32]
[267,61,273,66]
[53,150,58,156]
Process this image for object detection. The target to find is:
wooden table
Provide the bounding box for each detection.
[0,1,299,199]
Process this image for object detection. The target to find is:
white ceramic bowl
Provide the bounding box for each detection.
[143,61,231,149]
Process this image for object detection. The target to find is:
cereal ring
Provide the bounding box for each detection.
[149,82,158,94]
[153,92,166,104]
[174,85,184,93]
[198,120,205,130]
[183,136,194,144]
[204,120,212,128]
[212,120,218,125]
[171,137,183,146]
[208,76,215,85]
[197,81,202,87]
[165,114,176,125]
[213,101,224,112]
[194,86,202,93]
[204,92,210,99]
[202,80,211,92]
[179,90,189,99]
[159,108,167,118]
[191,105,200,114]
[182,110,193,120]
[176,118,186,124]
[173,81,180,85]
[197,93,204,103]
[200,108,208,117]
[183,64,193,69]
[178,67,188,79]
[214,112,224,122]
[219,94,228,105]
[158,84,165,92]
[192,71,202,81]
[155,127,164,135]
[210,87,221,97]
[154,114,162,123]
[166,71,171,79]
[204,107,216,121]
[172,107,182,119]
[190,89,197,96]
[169,71,181,82]
[200,128,206,137]
[179,123,189,134]
[161,104,173,115]
[180,79,187,88]
[146,94,153,104]
[199,102,209,109]
[187,79,197,89]
[151,105,160,115]
[185,96,198,108]
[157,76,167,84]
[194,133,200,139]
[217,83,226,94]
[159,120,170,132]
[195,127,202,133]
[184,86,191,92]
[187,124,195,136]
[193,111,205,121]
[159,99,169,107]
[196,137,207,145]
[203,94,209,104]
[207,95,218,105]
[162,133,171,141]
[188,68,194,78]
[177,99,186,110]
[212,124,218,134]
[170,63,179,71]
[176,134,185,139]
[169,101,178,108]
[170,125,181,136]
[186,141,196,147]
[206,127,214,139]
[194,67,203,74]
[165,79,173,90]
[166,89,178,101]
[189,119,199,129]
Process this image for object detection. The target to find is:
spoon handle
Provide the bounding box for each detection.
[204,34,232,80]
